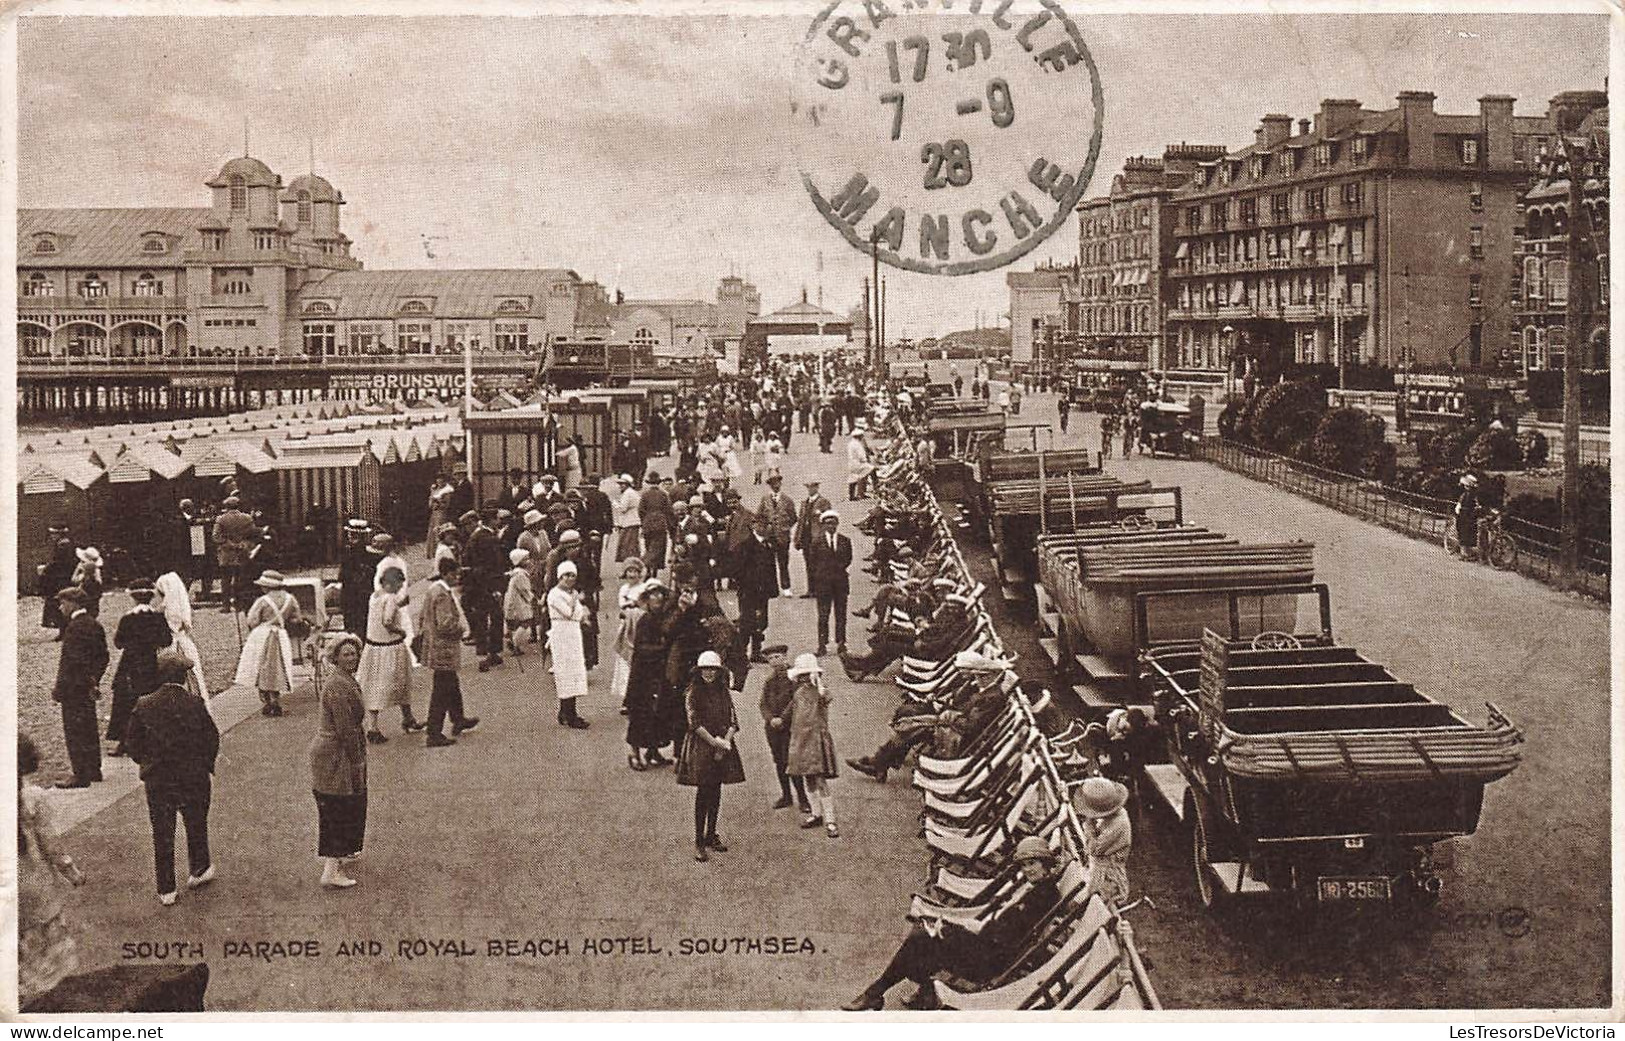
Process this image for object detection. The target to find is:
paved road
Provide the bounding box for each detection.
[973,382,1611,1010]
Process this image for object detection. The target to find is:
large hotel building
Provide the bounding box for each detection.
[1013,88,1606,383]
[18,155,759,365]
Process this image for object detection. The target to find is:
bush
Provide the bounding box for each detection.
[1239,380,1327,453]
[1300,407,1389,477]
[1417,422,1485,472]
[1521,431,1550,469]
[1465,427,1524,471]
[1217,400,1243,441]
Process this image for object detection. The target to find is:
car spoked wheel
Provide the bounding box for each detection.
[1187,792,1225,913]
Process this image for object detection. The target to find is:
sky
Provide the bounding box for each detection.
[17,8,1610,340]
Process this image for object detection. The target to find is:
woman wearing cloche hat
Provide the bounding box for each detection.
[675,650,745,862]
[233,570,302,717]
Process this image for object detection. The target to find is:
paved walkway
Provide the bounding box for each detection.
[54,429,929,1012]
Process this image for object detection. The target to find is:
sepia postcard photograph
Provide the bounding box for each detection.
[5,0,1615,1019]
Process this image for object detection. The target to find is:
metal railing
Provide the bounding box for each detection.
[1194,437,1609,598]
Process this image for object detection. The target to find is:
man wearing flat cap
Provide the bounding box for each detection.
[638,471,675,574]
[212,495,259,614]
[52,586,109,788]
[123,651,220,904]
[805,510,853,656]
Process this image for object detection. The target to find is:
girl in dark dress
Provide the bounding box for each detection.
[624,582,671,769]
[675,652,745,862]
[658,584,709,750]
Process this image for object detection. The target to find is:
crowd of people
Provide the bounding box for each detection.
[20,352,1160,1012]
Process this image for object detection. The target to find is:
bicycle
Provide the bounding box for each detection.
[1444,508,1518,571]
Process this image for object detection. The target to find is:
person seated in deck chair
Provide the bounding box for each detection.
[841,836,1064,1011]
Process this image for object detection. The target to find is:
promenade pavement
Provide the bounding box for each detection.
[50,428,931,1012]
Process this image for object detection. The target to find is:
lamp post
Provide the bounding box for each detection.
[1221,324,1236,400]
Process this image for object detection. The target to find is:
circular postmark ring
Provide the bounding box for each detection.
[793,0,1104,277]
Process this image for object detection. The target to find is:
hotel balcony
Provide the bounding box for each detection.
[19,293,188,312]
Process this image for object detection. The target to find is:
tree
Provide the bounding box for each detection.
[1238,380,1326,453]
[1300,407,1389,476]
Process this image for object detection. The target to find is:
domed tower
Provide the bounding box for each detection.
[280,173,352,259]
[205,156,282,227]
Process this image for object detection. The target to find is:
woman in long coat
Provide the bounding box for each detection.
[783,653,841,838]
[675,651,745,862]
[234,570,301,717]
[310,634,367,889]
[155,571,209,700]
[659,585,709,747]
[358,566,421,742]
[549,561,591,729]
[612,558,647,712]
[625,580,671,767]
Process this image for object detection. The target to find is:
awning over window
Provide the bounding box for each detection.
[1111,270,1124,287]
[1329,224,1347,246]
[1174,241,1189,259]
[1296,229,1313,248]
[1231,279,1246,300]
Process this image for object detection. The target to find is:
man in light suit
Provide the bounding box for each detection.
[420,556,479,747]
[755,472,798,594]
[805,510,853,657]
[793,479,833,599]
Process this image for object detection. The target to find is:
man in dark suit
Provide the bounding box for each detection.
[53,586,109,787]
[579,474,614,537]
[495,468,529,513]
[106,577,173,758]
[805,510,853,657]
[735,518,780,662]
[464,506,507,671]
[639,470,675,574]
[794,479,833,599]
[123,652,220,904]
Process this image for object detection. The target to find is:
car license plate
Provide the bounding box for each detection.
[1317,877,1392,902]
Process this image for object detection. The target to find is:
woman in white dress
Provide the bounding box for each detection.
[358,565,421,742]
[234,570,301,717]
[549,561,591,730]
[370,534,417,667]
[154,571,209,702]
[718,426,744,483]
[764,431,785,482]
[698,437,725,486]
[611,558,646,712]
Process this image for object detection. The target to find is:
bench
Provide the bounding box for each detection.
[1223,681,1425,709]
[1223,701,1468,735]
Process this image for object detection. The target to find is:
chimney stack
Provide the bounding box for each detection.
[1317,98,1364,137]
[1256,113,1293,149]
[1479,94,1516,170]
[1397,90,1437,163]
[1298,118,1312,137]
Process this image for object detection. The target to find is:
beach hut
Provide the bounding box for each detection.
[18,451,106,580]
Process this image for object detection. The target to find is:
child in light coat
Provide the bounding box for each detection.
[503,548,536,656]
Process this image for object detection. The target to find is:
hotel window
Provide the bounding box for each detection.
[1350,280,1366,307]
[1314,143,1333,167]
[33,235,57,255]
[204,231,226,251]
[1186,206,1201,230]
[349,323,386,354]
[254,232,276,250]
[1524,256,1543,298]
[21,327,50,357]
[77,273,107,298]
[1341,181,1362,207]
[142,236,167,254]
[23,272,51,297]
[229,175,247,212]
[445,322,481,352]
[1461,138,1480,165]
[133,273,164,297]
[1281,150,1297,174]
[223,278,252,295]
[632,327,658,347]
[1239,197,1258,225]
[1468,275,1482,305]
[297,191,312,224]
[1469,181,1483,212]
[1270,191,1290,221]
[1547,260,1569,304]
[1210,201,1228,229]
[397,322,433,354]
[1249,156,1267,180]
[303,322,335,357]
[400,300,431,315]
[1348,226,1365,259]
[495,322,531,352]
[1469,226,1484,259]
[1351,136,1369,161]
[1304,187,1327,215]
